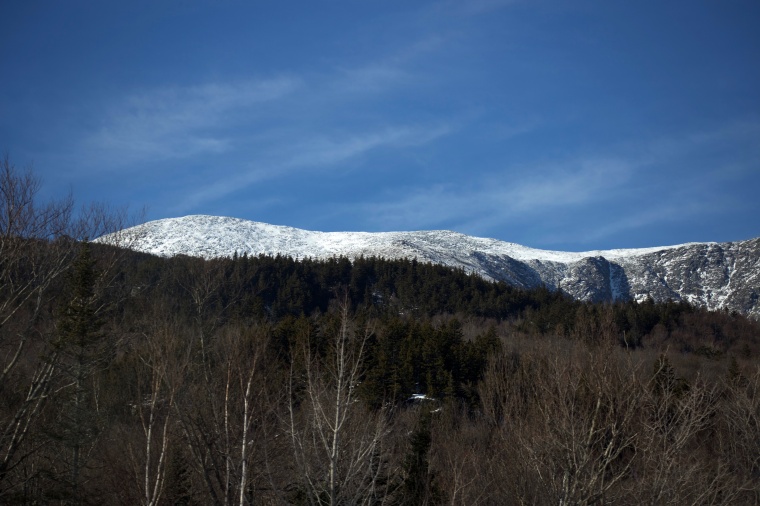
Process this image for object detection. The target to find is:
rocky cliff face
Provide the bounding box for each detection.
[100,215,760,319]
[465,240,760,319]
[618,240,760,317]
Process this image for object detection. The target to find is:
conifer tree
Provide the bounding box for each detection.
[54,241,110,503]
[400,408,439,505]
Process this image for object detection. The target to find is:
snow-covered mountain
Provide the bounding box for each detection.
[99,215,760,319]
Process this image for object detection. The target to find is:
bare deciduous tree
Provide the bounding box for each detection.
[719,367,760,503]
[634,366,740,505]
[516,351,640,506]
[173,323,272,506]
[0,155,132,498]
[125,319,189,506]
[288,299,392,505]
[0,159,75,487]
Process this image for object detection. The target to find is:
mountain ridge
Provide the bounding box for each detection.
[99,215,760,319]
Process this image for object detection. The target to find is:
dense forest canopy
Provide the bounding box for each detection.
[2,157,760,504]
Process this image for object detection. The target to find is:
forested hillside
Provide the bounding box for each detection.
[2,159,760,504]
[107,215,760,320]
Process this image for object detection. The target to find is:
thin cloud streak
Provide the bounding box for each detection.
[333,64,411,94]
[362,156,634,232]
[537,191,738,247]
[504,158,631,212]
[173,122,455,213]
[82,77,301,167]
[285,124,453,168]
[353,119,760,246]
[576,203,710,245]
[328,36,445,96]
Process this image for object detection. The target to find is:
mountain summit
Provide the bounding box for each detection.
[101,215,760,319]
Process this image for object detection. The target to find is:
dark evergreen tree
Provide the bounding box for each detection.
[52,242,110,503]
[400,409,440,505]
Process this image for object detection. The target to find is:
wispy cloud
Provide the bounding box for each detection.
[173,122,454,213]
[537,187,743,247]
[332,63,411,94]
[285,124,453,168]
[502,158,631,212]
[573,203,711,245]
[360,156,634,232]
[328,36,445,96]
[353,118,760,244]
[633,120,760,175]
[82,77,301,166]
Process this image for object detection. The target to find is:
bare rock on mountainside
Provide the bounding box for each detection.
[97,215,760,319]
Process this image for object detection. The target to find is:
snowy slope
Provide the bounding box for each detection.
[98,215,760,319]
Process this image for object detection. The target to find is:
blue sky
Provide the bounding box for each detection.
[2,0,759,251]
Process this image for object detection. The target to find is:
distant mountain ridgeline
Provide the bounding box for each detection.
[102,215,760,320]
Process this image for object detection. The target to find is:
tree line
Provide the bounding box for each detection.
[2,156,759,504]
